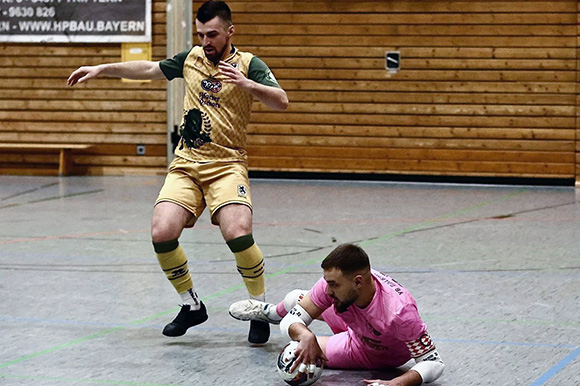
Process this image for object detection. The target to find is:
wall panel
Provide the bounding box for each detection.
[232,0,579,181]
[0,0,578,183]
[0,0,169,175]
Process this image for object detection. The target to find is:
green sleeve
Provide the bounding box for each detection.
[158,49,192,80]
[248,56,281,88]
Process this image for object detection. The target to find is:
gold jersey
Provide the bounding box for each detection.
[159,45,281,162]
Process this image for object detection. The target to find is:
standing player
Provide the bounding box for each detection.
[229,244,445,385]
[67,1,288,344]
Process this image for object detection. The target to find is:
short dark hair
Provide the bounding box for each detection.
[321,244,370,274]
[196,1,232,25]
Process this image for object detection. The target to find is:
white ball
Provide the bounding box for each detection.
[276,341,323,386]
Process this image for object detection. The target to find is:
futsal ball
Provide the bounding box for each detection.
[276,341,323,386]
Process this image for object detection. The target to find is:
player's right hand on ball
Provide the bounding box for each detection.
[291,335,327,373]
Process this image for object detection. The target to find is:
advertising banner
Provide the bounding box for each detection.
[0,0,151,43]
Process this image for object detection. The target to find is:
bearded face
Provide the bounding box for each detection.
[203,42,229,64]
[332,287,359,313]
[323,268,361,313]
[195,17,234,65]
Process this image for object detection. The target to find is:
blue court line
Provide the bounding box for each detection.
[3,313,579,331]
[528,345,580,386]
[1,315,576,350]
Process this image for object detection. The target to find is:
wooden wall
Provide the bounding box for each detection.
[0,0,169,175]
[235,0,579,182]
[1,0,579,184]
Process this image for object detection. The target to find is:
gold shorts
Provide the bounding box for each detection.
[155,156,252,226]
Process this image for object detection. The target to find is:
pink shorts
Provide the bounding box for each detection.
[321,307,408,369]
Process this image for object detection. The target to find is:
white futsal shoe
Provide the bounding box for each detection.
[229,299,281,325]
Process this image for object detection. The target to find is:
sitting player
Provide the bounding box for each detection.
[229,244,445,386]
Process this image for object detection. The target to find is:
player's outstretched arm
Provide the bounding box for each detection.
[363,338,445,386]
[363,370,422,386]
[67,60,165,86]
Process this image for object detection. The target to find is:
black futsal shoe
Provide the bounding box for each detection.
[248,319,270,345]
[162,302,208,337]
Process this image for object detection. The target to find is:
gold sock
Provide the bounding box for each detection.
[154,239,193,294]
[227,234,265,298]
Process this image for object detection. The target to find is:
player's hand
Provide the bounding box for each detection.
[290,335,327,374]
[364,379,410,386]
[364,380,391,385]
[67,65,102,86]
[218,61,251,89]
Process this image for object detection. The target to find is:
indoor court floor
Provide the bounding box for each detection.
[0,175,579,386]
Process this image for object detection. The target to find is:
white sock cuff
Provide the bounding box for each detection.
[180,289,201,310]
[250,292,265,302]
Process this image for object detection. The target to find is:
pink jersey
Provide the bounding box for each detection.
[309,269,429,367]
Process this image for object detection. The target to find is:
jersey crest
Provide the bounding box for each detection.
[179,109,212,149]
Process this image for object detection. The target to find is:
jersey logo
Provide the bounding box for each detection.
[361,336,389,351]
[237,184,248,198]
[201,77,222,93]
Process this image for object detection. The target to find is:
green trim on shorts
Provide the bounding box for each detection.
[226,233,255,253]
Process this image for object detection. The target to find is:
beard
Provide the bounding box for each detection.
[333,288,358,313]
[204,44,228,64]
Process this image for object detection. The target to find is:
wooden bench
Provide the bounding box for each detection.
[0,143,92,176]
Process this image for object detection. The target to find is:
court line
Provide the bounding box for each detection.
[257,191,533,279]
[2,308,579,331]
[3,344,577,386]
[0,325,125,370]
[359,188,528,247]
[0,182,59,201]
[528,346,580,386]
[0,188,528,246]
[0,315,577,350]
[0,189,104,210]
[0,187,531,383]
[0,373,181,386]
[0,229,150,245]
